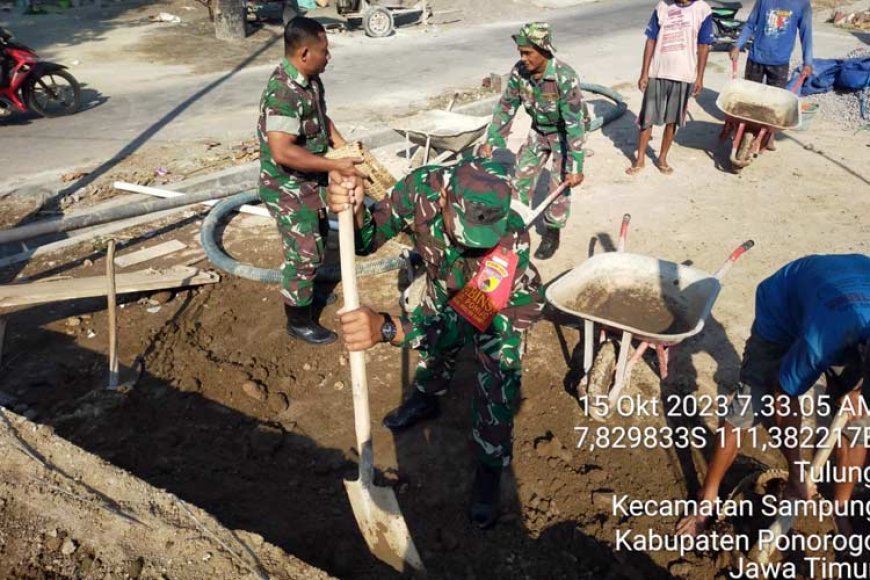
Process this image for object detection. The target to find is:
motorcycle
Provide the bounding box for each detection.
[0,26,81,118]
[710,1,752,50]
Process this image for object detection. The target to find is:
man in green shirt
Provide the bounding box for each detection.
[257,17,361,345]
[480,22,587,260]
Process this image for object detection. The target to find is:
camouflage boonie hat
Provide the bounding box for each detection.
[512,22,556,53]
[447,159,512,249]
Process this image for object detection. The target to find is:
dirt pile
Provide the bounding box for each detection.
[0,406,332,579]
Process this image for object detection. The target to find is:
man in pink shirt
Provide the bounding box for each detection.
[626,0,714,175]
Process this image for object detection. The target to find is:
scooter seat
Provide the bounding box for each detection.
[711,1,743,9]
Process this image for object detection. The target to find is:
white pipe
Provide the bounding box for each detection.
[113,182,270,218]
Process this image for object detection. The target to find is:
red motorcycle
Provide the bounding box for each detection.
[0,26,81,118]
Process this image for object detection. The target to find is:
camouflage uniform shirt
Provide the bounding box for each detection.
[356,164,544,345]
[485,58,586,174]
[257,58,330,200]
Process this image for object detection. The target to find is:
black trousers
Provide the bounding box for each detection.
[745,59,789,89]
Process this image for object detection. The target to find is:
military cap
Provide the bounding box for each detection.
[512,22,556,53]
[447,159,513,249]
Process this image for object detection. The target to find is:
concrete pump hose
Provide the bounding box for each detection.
[579,82,628,131]
[200,191,409,283]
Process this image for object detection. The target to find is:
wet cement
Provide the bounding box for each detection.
[568,286,693,335]
[727,102,789,127]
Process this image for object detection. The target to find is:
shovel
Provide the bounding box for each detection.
[510,181,569,227]
[336,207,424,573]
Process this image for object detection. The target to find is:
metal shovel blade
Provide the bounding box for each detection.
[344,479,424,572]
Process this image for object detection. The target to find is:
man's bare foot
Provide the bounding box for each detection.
[625,165,645,175]
[675,513,711,537]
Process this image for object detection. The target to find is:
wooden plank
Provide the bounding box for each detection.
[0,267,220,309]
[115,240,187,268]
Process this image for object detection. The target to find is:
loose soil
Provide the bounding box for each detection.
[1,203,862,579]
[2,35,870,578]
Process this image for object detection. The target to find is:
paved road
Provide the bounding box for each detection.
[1,0,650,186]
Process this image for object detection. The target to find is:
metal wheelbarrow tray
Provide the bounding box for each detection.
[545,215,753,418]
[716,79,802,130]
[547,252,722,344]
[392,110,489,166]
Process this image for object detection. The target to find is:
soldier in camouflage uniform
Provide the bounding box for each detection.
[480,22,587,261]
[257,17,361,345]
[328,159,544,529]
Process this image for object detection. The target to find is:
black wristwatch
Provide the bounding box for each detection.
[380,312,397,343]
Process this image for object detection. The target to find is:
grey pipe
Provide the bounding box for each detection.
[0,186,248,245]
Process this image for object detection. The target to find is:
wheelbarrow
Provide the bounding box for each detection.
[391,98,489,169]
[336,0,456,37]
[545,214,754,420]
[717,57,809,170]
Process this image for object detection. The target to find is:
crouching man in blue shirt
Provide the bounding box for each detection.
[677,254,870,537]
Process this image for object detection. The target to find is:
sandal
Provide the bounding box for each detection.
[656,163,674,175]
[625,165,645,176]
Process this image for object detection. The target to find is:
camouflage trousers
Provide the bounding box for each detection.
[514,130,572,229]
[258,180,328,307]
[411,307,525,468]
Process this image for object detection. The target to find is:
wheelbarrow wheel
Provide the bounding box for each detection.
[736,132,754,162]
[363,6,394,37]
[586,340,617,422]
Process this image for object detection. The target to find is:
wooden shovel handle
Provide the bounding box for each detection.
[107,239,119,388]
[338,209,375,484]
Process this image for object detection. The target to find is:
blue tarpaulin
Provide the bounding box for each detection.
[789,57,870,95]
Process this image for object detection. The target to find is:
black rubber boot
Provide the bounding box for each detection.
[534,228,560,260]
[469,462,502,530]
[382,389,439,431]
[284,304,337,345]
[313,290,336,306]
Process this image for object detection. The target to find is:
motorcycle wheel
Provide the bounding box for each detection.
[25,69,81,117]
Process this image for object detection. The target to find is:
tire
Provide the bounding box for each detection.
[736,132,754,163]
[586,340,617,422]
[363,6,393,37]
[26,69,81,117]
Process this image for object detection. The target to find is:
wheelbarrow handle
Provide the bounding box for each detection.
[790,69,810,95]
[617,213,631,252]
[715,239,755,280]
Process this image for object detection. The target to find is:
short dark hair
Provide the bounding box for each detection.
[284,16,325,54]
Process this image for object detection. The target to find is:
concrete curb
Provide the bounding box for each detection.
[0,94,502,204]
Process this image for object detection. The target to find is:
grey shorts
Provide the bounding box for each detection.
[637,78,692,129]
[724,326,870,446]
